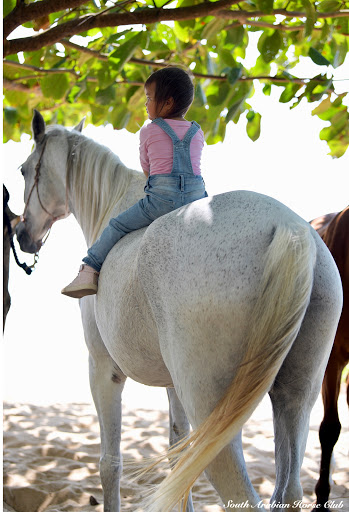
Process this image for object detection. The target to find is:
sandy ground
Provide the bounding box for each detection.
[3,385,348,512]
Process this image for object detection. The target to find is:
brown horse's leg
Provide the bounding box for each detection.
[315,347,345,510]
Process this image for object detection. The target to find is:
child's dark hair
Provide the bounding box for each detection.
[145,66,194,119]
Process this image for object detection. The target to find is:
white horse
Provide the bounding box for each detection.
[16,110,342,512]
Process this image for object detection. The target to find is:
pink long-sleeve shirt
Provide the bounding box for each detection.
[139,119,204,176]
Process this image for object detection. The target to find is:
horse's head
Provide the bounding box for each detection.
[16,110,84,253]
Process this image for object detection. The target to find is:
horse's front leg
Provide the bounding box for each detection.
[89,352,126,512]
[81,298,126,512]
[167,387,195,512]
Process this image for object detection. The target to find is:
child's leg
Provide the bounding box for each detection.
[83,198,154,272]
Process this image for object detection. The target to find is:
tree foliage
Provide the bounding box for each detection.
[3,0,349,156]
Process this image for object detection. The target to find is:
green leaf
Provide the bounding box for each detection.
[332,40,347,68]
[225,99,244,123]
[246,110,255,122]
[91,104,107,126]
[260,31,282,64]
[331,110,348,132]
[326,138,349,158]
[279,83,302,103]
[201,18,226,42]
[318,20,329,41]
[96,85,115,106]
[104,29,133,45]
[317,0,341,12]
[263,83,272,96]
[207,82,231,107]
[109,32,144,72]
[246,111,261,141]
[52,57,68,69]
[4,107,18,125]
[4,90,29,107]
[173,21,194,43]
[225,26,245,46]
[220,49,237,68]
[311,96,333,117]
[225,82,252,123]
[309,47,331,66]
[256,0,274,14]
[227,67,243,86]
[4,0,16,17]
[312,94,347,122]
[156,23,177,52]
[193,83,206,107]
[127,86,145,109]
[40,74,70,100]
[110,107,131,130]
[302,0,317,37]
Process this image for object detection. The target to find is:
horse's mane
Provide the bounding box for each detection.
[47,126,135,246]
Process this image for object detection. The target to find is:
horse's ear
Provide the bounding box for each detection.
[32,110,46,144]
[74,118,85,132]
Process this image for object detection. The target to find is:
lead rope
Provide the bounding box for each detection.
[4,211,38,275]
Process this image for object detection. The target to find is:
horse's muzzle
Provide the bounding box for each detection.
[15,222,42,254]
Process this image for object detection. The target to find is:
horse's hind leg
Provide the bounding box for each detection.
[81,298,126,512]
[269,380,313,508]
[167,388,195,512]
[203,432,264,510]
[315,346,347,510]
[175,384,264,510]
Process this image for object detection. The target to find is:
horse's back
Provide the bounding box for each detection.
[138,190,315,307]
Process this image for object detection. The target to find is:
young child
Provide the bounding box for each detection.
[61,66,207,299]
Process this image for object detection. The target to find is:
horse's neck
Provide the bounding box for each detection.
[67,134,145,246]
[112,172,145,214]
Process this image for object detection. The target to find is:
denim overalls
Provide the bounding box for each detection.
[83,118,208,272]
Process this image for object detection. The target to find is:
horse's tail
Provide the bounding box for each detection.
[146,222,317,512]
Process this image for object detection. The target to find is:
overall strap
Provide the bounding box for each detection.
[181,120,201,144]
[152,118,201,145]
[152,118,181,143]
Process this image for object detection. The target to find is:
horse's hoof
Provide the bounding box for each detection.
[89,495,99,506]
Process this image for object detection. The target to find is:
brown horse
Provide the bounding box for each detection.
[310,207,349,510]
[3,185,33,330]
[3,185,19,330]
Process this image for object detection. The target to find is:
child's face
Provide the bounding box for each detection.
[144,82,174,120]
[144,83,158,120]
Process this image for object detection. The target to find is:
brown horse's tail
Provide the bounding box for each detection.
[145,222,316,512]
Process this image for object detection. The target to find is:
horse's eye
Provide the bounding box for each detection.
[19,165,25,177]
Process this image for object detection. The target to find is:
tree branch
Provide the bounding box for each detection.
[3,77,41,93]
[4,59,79,76]
[62,37,171,66]
[58,42,344,85]
[3,57,332,89]
[5,4,349,56]
[3,60,145,86]
[218,8,349,19]
[236,19,304,31]
[4,0,92,40]
[3,0,241,56]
